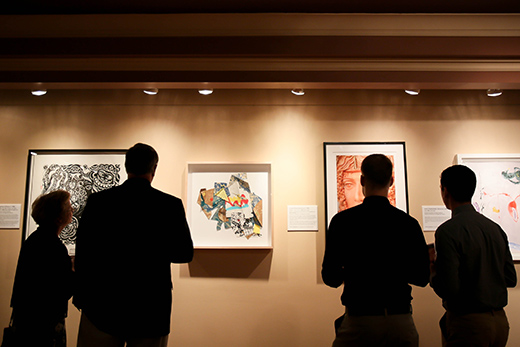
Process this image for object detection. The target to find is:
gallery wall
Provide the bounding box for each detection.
[1,88,520,347]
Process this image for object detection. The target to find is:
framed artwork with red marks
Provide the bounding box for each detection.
[457,153,520,261]
[187,163,272,249]
[324,142,409,229]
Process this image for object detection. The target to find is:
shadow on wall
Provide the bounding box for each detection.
[187,249,272,279]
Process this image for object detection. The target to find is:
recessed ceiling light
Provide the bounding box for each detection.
[404,89,420,96]
[291,88,305,96]
[31,89,47,96]
[143,88,158,95]
[486,89,502,97]
[198,89,213,95]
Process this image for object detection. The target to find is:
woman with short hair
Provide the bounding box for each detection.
[10,190,74,347]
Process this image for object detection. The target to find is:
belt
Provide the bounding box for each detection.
[346,305,412,317]
[447,308,504,316]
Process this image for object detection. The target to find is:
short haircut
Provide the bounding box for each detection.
[361,154,393,188]
[31,190,71,227]
[125,143,159,175]
[440,165,477,203]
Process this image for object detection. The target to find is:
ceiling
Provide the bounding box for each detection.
[1,3,519,91]
[2,0,520,14]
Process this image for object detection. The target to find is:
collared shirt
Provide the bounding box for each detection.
[322,196,430,310]
[431,204,517,313]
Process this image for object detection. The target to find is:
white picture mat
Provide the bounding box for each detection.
[187,163,272,249]
[325,142,408,227]
[457,154,520,260]
[25,151,126,254]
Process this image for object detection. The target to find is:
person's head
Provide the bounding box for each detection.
[125,143,159,177]
[361,154,394,189]
[440,165,476,204]
[31,190,72,231]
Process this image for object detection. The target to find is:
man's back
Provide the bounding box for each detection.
[432,204,516,313]
[322,154,430,347]
[322,196,430,310]
[74,177,193,338]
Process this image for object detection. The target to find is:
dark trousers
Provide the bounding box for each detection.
[333,312,419,347]
[440,309,509,347]
[77,312,168,347]
[12,317,66,347]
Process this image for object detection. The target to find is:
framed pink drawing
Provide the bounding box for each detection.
[324,142,409,228]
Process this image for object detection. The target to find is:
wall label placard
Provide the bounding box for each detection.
[288,205,318,231]
[422,205,451,231]
[0,204,21,229]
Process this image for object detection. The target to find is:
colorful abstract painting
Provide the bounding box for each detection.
[197,173,263,239]
[187,163,271,249]
[457,154,520,260]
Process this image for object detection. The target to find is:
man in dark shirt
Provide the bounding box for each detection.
[322,154,430,347]
[74,143,194,347]
[431,165,517,347]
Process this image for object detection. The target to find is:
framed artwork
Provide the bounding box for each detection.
[457,154,520,260]
[187,163,272,249]
[23,150,127,255]
[324,142,409,227]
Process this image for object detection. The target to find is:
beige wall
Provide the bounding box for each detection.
[1,89,520,346]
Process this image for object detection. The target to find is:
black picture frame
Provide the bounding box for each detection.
[324,142,409,228]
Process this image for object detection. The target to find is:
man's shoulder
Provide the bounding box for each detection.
[435,209,486,237]
[332,200,412,219]
[471,209,502,226]
[89,181,175,196]
[379,205,422,232]
[150,186,182,203]
[332,204,361,220]
[87,184,122,200]
[330,203,379,226]
[434,218,454,238]
[442,207,498,229]
[367,198,419,223]
[391,205,419,221]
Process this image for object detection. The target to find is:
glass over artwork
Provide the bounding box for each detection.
[324,142,409,228]
[23,150,127,255]
[196,173,264,240]
[187,163,272,249]
[457,154,520,260]
[336,154,397,212]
